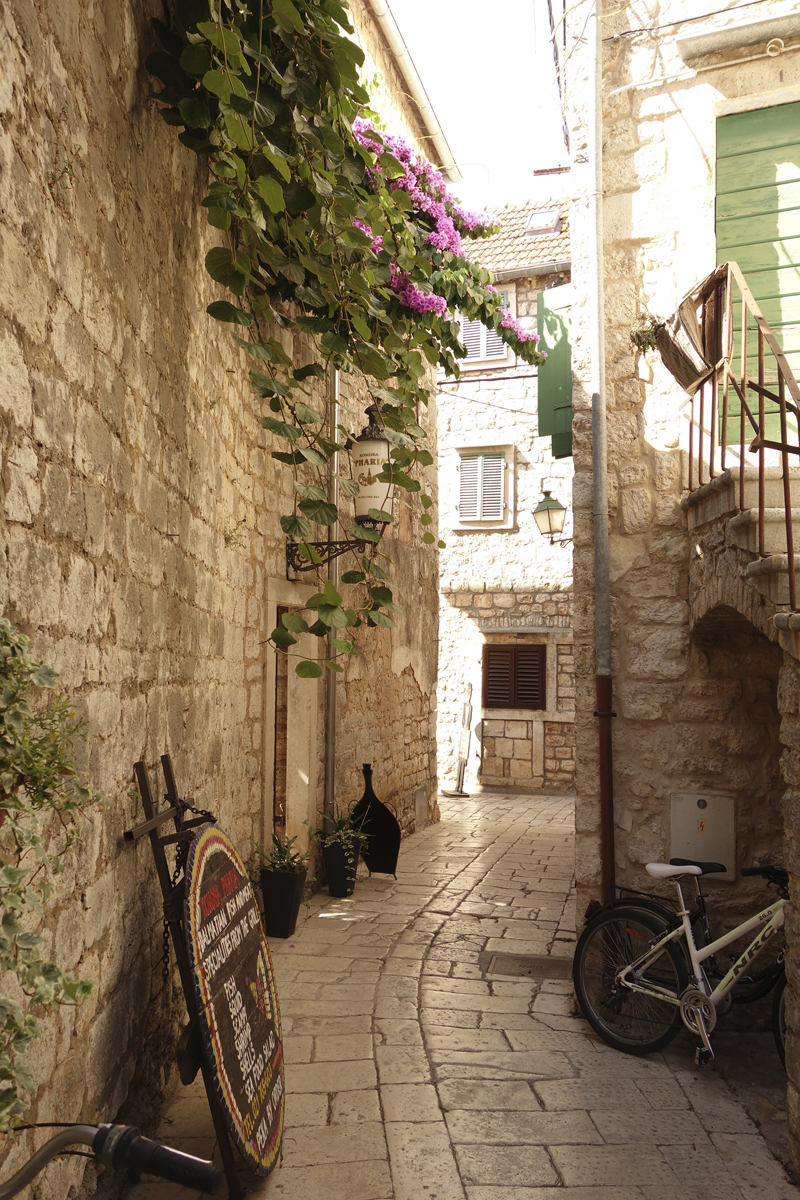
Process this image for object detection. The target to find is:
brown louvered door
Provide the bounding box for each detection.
[482,644,546,710]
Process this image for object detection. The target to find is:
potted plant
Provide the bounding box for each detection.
[319,805,365,898]
[255,833,311,938]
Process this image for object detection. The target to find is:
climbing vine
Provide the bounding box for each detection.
[0,620,105,1130]
[147,0,545,675]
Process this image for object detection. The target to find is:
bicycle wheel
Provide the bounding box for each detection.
[573,905,688,1054]
[772,969,786,1067]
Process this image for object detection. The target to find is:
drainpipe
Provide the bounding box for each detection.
[367,0,461,182]
[324,367,339,825]
[587,2,616,904]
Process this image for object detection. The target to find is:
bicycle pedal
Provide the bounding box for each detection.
[695,1046,714,1067]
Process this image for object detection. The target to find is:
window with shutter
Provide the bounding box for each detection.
[459,290,512,363]
[457,452,506,521]
[482,644,546,710]
[537,283,573,459]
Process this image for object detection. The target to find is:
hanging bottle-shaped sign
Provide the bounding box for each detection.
[353,408,391,528]
[351,763,401,877]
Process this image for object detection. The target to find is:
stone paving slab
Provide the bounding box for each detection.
[129,792,797,1200]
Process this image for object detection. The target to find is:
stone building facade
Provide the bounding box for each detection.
[437,201,576,793]
[563,0,800,1171]
[0,0,443,1185]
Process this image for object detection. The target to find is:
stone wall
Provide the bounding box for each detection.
[437,270,574,792]
[0,0,438,1185]
[565,0,800,902]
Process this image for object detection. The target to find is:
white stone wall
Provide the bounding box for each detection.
[437,273,575,792]
[0,0,438,1180]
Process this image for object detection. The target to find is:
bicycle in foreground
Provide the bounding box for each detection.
[573,859,788,1065]
[0,1122,222,1198]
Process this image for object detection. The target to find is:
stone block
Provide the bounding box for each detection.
[509,758,533,779]
[495,738,513,758]
[512,739,531,760]
[61,554,95,636]
[4,441,41,524]
[0,326,32,429]
[505,721,527,738]
[8,531,60,626]
[74,402,112,481]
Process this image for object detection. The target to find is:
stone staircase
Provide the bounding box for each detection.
[683,465,800,626]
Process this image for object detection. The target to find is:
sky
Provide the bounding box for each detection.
[387,0,569,214]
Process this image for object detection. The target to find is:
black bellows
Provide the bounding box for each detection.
[350,763,401,877]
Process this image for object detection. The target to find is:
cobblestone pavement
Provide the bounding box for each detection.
[130,792,797,1200]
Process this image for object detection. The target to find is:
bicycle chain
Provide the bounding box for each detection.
[161,794,217,986]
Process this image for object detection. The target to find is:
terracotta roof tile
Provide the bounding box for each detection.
[468,197,570,276]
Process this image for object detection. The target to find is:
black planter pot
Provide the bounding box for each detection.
[260,867,307,938]
[322,838,361,898]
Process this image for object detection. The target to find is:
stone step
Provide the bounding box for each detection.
[745,555,800,606]
[683,466,800,530]
[728,508,800,555]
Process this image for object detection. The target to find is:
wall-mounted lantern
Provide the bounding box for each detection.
[533,490,569,543]
[352,407,391,528]
[286,406,391,576]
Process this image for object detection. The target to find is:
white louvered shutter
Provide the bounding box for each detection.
[460,315,482,360]
[485,290,509,359]
[479,454,505,519]
[458,456,480,519]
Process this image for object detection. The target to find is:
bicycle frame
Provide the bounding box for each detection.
[618,881,786,1009]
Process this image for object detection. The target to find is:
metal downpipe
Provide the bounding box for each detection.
[587,1,615,903]
[324,367,339,824]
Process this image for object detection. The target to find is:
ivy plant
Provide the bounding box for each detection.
[147,0,545,676]
[0,620,105,1130]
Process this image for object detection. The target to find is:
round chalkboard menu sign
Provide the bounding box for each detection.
[184,824,284,1175]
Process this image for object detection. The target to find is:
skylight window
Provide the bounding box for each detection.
[525,209,561,236]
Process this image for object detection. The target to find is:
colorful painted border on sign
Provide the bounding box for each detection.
[184,824,284,1175]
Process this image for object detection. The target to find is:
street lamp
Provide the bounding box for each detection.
[285,406,391,576]
[533,490,568,543]
[352,407,391,528]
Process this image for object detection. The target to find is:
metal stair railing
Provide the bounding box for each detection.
[685,261,800,609]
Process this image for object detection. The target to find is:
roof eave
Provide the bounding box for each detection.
[490,258,572,282]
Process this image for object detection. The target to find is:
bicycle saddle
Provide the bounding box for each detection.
[647,862,703,879]
[669,857,727,875]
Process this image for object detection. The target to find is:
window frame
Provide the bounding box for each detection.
[482,644,547,711]
[451,443,516,532]
[458,283,518,368]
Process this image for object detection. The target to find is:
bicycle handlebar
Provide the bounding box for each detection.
[741,864,789,886]
[0,1124,222,1198]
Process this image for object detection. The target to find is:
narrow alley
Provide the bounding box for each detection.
[130,794,796,1200]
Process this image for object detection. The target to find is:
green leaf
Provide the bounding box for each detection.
[420,513,432,526]
[323,580,343,605]
[294,402,324,425]
[369,610,395,628]
[296,660,323,678]
[316,604,348,628]
[180,44,211,76]
[197,20,241,57]
[202,68,231,101]
[205,246,234,283]
[207,301,252,326]
[298,499,338,526]
[272,628,297,648]
[421,494,433,509]
[253,371,290,396]
[324,659,344,673]
[256,175,285,213]
[178,95,211,129]
[206,206,232,229]
[336,475,360,498]
[422,532,436,544]
[231,335,272,359]
[341,571,365,584]
[261,416,302,440]
[299,446,328,467]
[368,509,393,524]
[294,482,326,501]
[293,363,325,382]
[348,522,381,543]
[282,612,310,633]
[273,0,305,34]
[280,514,313,538]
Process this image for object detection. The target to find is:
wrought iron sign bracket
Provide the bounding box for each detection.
[286,537,369,577]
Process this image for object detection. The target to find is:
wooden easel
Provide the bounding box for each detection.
[125,756,246,1200]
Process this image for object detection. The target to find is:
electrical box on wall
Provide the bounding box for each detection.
[670,792,736,882]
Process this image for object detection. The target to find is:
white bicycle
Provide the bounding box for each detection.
[573,860,787,1065]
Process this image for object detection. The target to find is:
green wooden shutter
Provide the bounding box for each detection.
[716,101,800,440]
[537,284,573,458]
